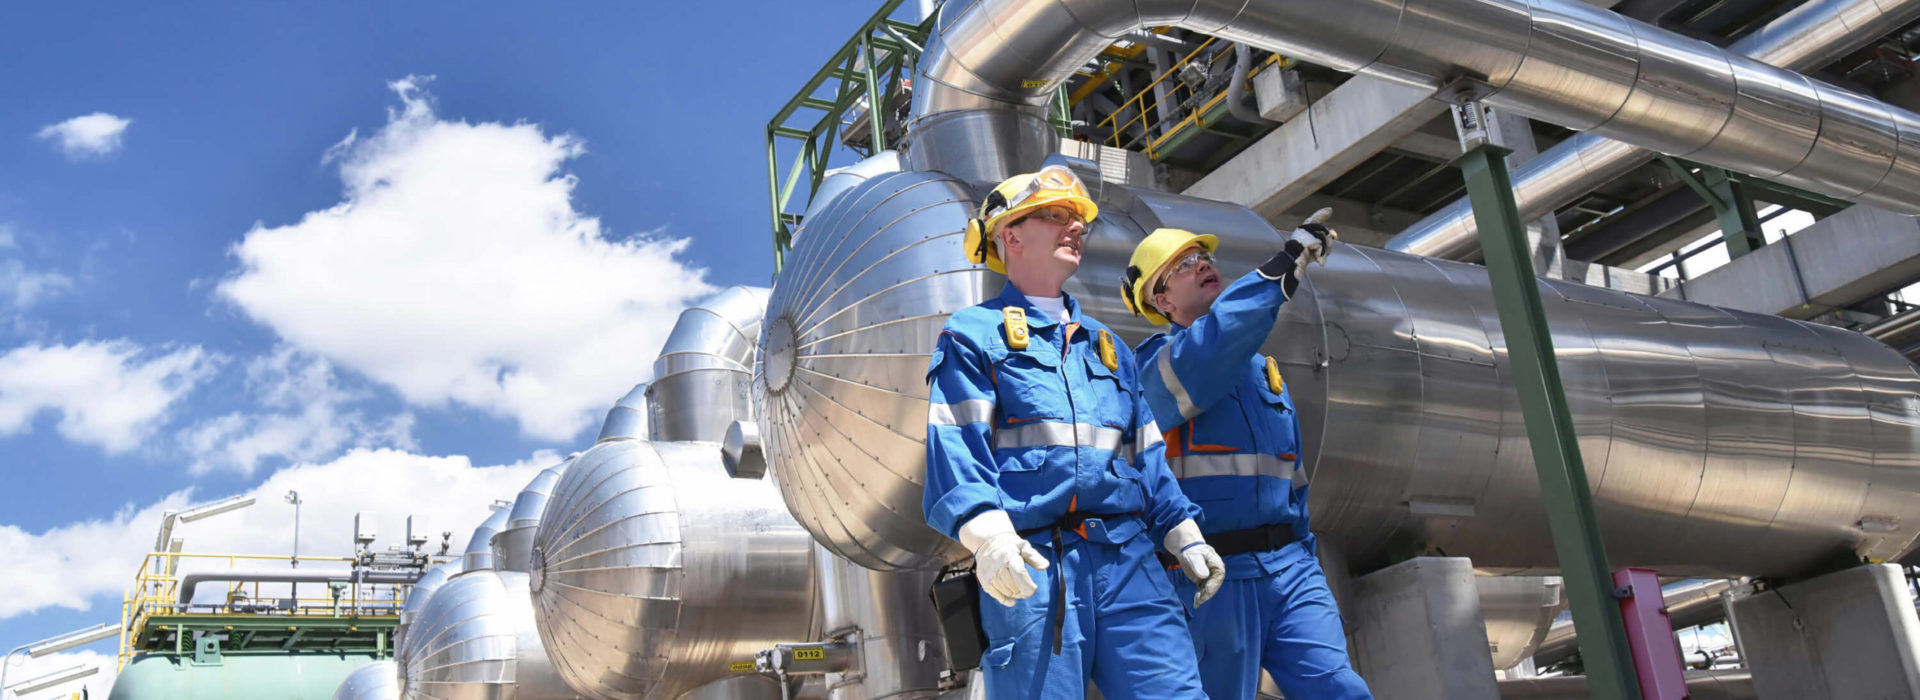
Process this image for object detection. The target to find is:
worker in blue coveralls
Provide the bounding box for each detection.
[923,164,1227,700]
[1120,214,1374,700]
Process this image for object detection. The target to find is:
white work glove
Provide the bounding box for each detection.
[1287,207,1338,273]
[1164,518,1226,607]
[959,510,1050,607]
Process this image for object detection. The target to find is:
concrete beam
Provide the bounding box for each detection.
[1390,126,1465,163]
[1184,75,1444,221]
[1275,193,1424,248]
[1657,206,1920,319]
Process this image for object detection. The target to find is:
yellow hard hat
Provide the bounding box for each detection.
[963,165,1099,274]
[1121,228,1219,325]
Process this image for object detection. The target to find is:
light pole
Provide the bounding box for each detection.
[0,624,116,698]
[4,663,97,698]
[284,490,303,568]
[153,495,257,576]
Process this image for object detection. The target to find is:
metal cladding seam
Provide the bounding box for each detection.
[1387,0,1920,260]
[911,0,1920,216]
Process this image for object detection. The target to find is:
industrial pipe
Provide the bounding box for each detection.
[176,568,419,606]
[1386,0,1920,259]
[911,0,1920,215]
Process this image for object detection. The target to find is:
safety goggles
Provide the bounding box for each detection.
[982,165,1090,221]
[1154,249,1214,294]
[1011,206,1086,228]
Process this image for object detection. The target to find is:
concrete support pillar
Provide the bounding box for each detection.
[1351,558,1501,700]
[1725,564,1920,700]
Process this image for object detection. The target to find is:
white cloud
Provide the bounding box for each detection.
[178,347,416,475]
[0,447,552,621]
[0,259,72,309]
[0,341,217,453]
[2,649,118,698]
[219,75,712,441]
[35,113,132,160]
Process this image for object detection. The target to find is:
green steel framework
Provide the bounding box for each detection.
[1455,139,1643,700]
[763,2,1073,273]
[764,0,929,273]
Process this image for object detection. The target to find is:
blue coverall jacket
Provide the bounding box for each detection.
[924,283,1206,700]
[1135,270,1374,700]
[1135,272,1312,578]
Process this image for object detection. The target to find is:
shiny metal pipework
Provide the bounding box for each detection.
[676,676,792,700]
[175,568,418,606]
[808,547,946,699]
[761,151,1920,577]
[397,561,461,650]
[399,570,519,700]
[1387,0,1920,260]
[599,383,651,443]
[1533,578,1736,666]
[1280,242,1920,577]
[398,568,581,700]
[333,660,400,700]
[910,0,1920,215]
[650,287,773,443]
[495,458,575,574]
[465,505,512,573]
[1477,577,1566,670]
[757,167,987,570]
[530,439,817,700]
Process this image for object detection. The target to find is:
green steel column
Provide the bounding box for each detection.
[860,35,886,154]
[766,130,786,272]
[1703,167,1765,258]
[1454,141,1642,700]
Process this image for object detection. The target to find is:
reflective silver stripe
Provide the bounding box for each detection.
[928,399,995,426]
[995,421,1125,453]
[1137,420,1164,454]
[1157,350,1200,420]
[1168,453,1303,484]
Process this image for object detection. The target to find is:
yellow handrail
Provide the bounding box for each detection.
[1094,35,1221,157]
[116,551,404,670]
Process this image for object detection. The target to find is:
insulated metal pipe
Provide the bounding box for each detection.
[177,568,419,606]
[759,154,1920,576]
[1386,0,1920,260]
[912,0,1920,214]
[649,286,771,443]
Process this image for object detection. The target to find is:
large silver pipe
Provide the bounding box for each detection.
[1533,579,1735,666]
[759,153,1920,576]
[176,568,419,606]
[1386,0,1920,260]
[398,568,581,700]
[649,286,772,443]
[396,561,460,649]
[463,504,512,573]
[809,547,946,699]
[530,439,817,700]
[911,0,1920,214]
[332,660,400,700]
[494,457,574,574]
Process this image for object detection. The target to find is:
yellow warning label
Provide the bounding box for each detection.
[1021,79,1047,88]
[794,647,826,661]
[729,661,756,673]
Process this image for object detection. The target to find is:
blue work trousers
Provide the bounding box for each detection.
[1172,557,1373,700]
[979,519,1206,700]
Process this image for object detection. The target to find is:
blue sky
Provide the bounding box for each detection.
[0,1,891,690]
